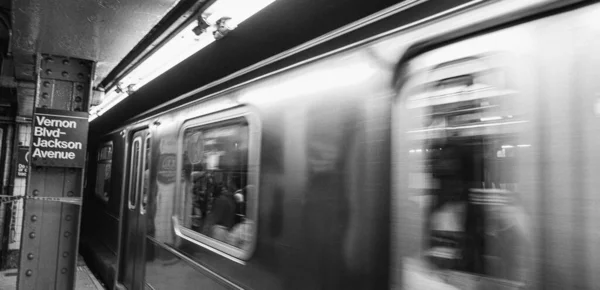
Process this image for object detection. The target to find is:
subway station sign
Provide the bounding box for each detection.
[17,146,29,177]
[31,108,88,168]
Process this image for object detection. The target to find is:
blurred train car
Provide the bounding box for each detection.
[81,0,600,289]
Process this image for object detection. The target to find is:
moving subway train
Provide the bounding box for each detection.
[82,0,600,289]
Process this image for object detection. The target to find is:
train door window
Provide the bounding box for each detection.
[393,45,537,289]
[129,137,142,209]
[141,135,151,214]
[175,108,261,260]
[95,142,113,202]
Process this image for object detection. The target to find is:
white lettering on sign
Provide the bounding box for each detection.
[35,116,77,129]
[31,148,76,159]
[32,114,85,163]
[32,138,82,150]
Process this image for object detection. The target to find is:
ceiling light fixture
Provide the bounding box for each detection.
[89,0,276,121]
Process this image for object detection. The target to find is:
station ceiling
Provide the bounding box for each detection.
[11,0,182,84]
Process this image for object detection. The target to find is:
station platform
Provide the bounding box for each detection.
[0,255,105,290]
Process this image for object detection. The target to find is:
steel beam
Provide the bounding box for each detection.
[17,54,93,290]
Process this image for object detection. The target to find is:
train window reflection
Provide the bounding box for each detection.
[95,142,113,202]
[180,119,254,250]
[400,56,531,289]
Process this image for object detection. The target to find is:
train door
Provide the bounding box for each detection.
[120,129,151,290]
[391,23,541,289]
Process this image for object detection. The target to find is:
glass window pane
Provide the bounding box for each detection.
[95,142,113,202]
[141,136,151,214]
[181,120,253,249]
[399,55,530,289]
[130,139,141,208]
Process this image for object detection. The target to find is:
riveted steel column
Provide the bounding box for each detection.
[17,54,93,290]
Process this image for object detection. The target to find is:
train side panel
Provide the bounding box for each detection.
[143,47,394,289]
[81,1,600,290]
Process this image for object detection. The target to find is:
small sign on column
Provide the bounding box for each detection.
[17,146,30,177]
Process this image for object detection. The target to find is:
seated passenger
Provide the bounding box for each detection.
[204,184,236,240]
[233,187,247,224]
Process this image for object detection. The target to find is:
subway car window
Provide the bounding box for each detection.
[141,136,151,214]
[129,138,142,209]
[180,119,254,250]
[95,142,113,202]
[396,54,534,289]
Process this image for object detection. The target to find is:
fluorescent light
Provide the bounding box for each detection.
[119,22,216,93]
[517,144,531,148]
[94,90,118,112]
[90,0,277,122]
[480,116,502,122]
[90,89,120,116]
[92,23,214,120]
[204,0,276,27]
[501,145,514,149]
